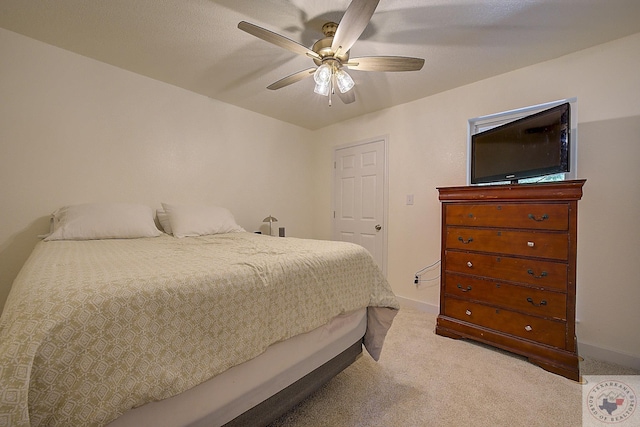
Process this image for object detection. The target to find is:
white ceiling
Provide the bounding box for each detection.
[1,0,639,130]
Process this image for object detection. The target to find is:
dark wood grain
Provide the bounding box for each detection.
[436,180,585,381]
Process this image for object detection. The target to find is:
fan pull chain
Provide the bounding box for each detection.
[329,79,333,107]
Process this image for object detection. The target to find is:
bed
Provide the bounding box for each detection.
[0,203,399,426]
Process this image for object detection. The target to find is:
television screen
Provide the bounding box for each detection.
[471,103,570,184]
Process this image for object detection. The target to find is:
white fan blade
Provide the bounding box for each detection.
[267,68,316,90]
[346,56,425,72]
[331,0,380,55]
[238,21,321,60]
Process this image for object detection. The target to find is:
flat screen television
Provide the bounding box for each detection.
[470,102,570,184]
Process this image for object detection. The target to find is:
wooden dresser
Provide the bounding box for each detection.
[436,180,585,381]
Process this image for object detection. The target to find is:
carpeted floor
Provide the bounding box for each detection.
[269,306,639,427]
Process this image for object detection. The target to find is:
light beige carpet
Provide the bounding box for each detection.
[269,306,639,427]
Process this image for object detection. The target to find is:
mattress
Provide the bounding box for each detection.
[0,232,399,426]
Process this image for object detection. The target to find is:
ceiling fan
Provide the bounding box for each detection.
[238,0,425,106]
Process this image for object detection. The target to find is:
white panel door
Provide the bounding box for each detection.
[333,138,386,272]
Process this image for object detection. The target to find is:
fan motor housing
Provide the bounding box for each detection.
[312,22,350,66]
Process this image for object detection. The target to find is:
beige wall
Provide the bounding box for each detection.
[1,26,639,366]
[313,32,640,364]
[0,28,316,312]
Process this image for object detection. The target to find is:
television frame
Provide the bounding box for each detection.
[467,98,578,185]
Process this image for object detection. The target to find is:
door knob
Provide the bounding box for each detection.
[375,224,382,231]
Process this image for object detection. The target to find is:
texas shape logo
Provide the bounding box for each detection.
[587,380,637,424]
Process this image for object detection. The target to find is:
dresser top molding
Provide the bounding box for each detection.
[438,180,586,202]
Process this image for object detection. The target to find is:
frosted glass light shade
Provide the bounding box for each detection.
[336,69,354,93]
[314,64,332,85]
[314,82,330,96]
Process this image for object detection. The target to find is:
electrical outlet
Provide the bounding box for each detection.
[406,194,414,205]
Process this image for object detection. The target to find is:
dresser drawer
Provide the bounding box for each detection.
[445,251,568,291]
[446,227,569,260]
[444,273,567,320]
[444,298,567,348]
[445,203,569,231]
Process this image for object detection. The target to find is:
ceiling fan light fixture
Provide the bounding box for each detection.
[314,64,332,85]
[314,82,330,96]
[238,0,425,107]
[335,69,355,93]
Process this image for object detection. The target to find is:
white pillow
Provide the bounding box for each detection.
[161,203,245,238]
[45,203,161,241]
[156,209,172,234]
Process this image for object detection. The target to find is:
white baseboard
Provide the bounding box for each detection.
[578,341,640,371]
[396,296,439,315]
[396,296,640,371]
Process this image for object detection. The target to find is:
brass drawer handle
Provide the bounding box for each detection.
[527,297,547,307]
[527,269,548,279]
[457,236,474,244]
[525,325,533,332]
[457,284,472,292]
[528,213,549,222]
[465,310,472,316]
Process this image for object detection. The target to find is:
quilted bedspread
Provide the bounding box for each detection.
[0,233,398,426]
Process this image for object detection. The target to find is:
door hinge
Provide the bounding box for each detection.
[334,161,336,169]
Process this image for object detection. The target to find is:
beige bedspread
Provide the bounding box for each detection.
[0,233,398,426]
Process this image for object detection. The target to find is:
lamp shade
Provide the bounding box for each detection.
[313,64,332,85]
[336,69,355,93]
[314,82,330,96]
[263,215,278,236]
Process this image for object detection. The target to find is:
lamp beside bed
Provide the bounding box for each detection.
[262,215,278,236]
